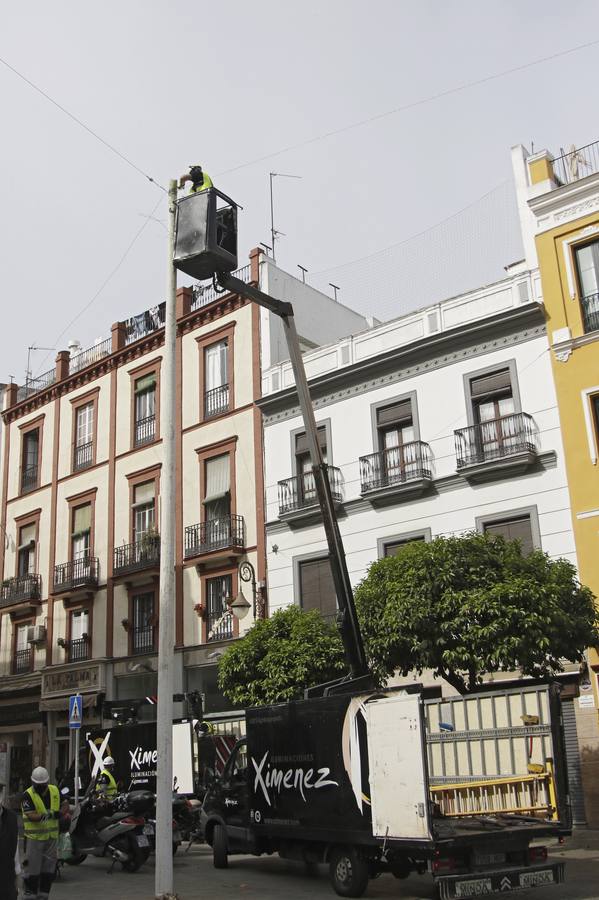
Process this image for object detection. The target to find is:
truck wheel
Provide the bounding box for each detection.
[329,847,369,898]
[212,824,228,869]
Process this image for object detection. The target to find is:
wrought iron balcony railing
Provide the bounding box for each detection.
[359,441,432,493]
[552,140,599,185]
[53,557,99,594]
[114,536,160,577]
[278,466,342,516]
[581,292,599,334]
[206,609,234,643]
[14,648,32,675]
[73,441,93,471]
[16,367,56,404]
[68,637,90,663]
[21,464,38,493]
[134,414,156,447]
[132,625,155,655]
[204,384,230,419]
[184,515,245,558]
[455,412,537,469]
[0,574,42,607]
[191,264,252,311]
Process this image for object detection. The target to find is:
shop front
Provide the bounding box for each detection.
[0,670,44,797]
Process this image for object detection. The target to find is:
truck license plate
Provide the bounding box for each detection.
[143,824,154,835]
[474,851,506,866]
[519,870,554,888]
[454,879,492,897]
[136,835,150,848]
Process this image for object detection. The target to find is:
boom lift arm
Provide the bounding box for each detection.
[217,272,373,692]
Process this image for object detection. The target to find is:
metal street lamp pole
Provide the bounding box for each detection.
[154,178,177,900]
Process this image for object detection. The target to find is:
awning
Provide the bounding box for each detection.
[39,693,100,712]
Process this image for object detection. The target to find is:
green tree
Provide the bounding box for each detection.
[354,533,599,694]
[217,604,347,706]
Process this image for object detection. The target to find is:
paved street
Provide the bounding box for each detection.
[51,836,599,900]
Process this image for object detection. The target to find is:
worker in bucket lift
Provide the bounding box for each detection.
[178,164,213,194]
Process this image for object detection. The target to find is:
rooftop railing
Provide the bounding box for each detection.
[190,264,252,311]
[124,302,166,345]
[16,368,56,403]
[69,337,112,375]
[552,140,599,185]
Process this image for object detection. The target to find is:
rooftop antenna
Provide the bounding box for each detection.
[269,172,302,264]
[329,283,340,302]
[26,345,56,385]
[297,265,308,283]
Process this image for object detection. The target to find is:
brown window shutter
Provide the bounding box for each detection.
[484,516,533,555]
[470,370,512,399]
[299,557,337,619]
[295,426,327,456]
[377,400,412,427]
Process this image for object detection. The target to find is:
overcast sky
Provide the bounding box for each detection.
[2,1,599,382]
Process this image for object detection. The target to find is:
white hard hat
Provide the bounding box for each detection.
[31,766,49,785]
[103,757,115,767]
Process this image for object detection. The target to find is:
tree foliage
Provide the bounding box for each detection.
[217,604,346,706]
[354,533,599,694]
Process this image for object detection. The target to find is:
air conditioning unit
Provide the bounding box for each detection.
[27,625,46,645]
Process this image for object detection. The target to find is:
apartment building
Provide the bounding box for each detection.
[259,260,593,823]
[0,248,368,791]
[512,139,599,826]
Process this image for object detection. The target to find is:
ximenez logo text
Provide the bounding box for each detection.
[252,751,338,806]
[130,746,158,771]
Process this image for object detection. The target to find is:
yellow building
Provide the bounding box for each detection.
[513,141,599,826]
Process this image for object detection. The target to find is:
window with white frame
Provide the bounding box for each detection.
[71,504,91,561]
[17,523,36,577]
[134,374,156,446]
[133,482,156,541]
[74,403,94,470]
[204,340,229,417]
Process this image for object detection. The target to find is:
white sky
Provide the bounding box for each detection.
[2,1,599,382]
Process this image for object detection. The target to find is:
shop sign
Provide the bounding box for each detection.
[42,665,104,698]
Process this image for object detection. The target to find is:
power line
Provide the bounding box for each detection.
[34,196,163,374]
[217,37,599,177]
[0,54,166,192]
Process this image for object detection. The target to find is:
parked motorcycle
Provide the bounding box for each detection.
[64,787,154,872]
[172,792,203,849]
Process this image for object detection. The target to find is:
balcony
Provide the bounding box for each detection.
[455,412,537,482]
[131,625,155,656]
[73,441,93,472]
[67,637,90,663]
[552,140,599,186]
[360,441,432,504]
[53,557,99,596]
[582,292,599,334]
[184,515,245,561]
[0,574,42,609]
[13,648,32,675]
[113,536,160,578]
[278,466,343,525]
[134,414,156,447]
[20,464,38,494]
[204,384,230,419]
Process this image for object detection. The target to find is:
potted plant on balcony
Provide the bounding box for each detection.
[81,632,90,642]
[139,526,159,559]
[193,602,205,619]
[121,618,130,632]
[57,637,68,649]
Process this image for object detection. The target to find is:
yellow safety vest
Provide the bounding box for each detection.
[96,769,117,800]
[22,785,60,841]
[190,173,213,193]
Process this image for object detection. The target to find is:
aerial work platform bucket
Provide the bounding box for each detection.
[174,188,238,280]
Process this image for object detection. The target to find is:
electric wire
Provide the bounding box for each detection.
[0,54,166,192]
[216,37,599,177]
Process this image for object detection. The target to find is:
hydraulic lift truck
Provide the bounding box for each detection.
[174,188,570,898]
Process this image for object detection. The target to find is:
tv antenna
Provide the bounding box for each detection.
[269,172,302,263]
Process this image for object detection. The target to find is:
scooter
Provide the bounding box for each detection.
[64,786,154,873]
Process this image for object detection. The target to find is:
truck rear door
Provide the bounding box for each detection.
[366,693,432,841]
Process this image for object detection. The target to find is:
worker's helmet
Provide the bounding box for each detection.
[31,766,50,785]
[103,756,115,767]
[189,164,204,182]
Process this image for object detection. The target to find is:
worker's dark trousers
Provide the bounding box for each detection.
[23,837,56,899]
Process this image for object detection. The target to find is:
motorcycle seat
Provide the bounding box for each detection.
[96,812,128,829]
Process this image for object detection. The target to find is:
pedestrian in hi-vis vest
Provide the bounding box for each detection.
[21,767,61,900]
[0,775,20,900]
[94,757,118,801]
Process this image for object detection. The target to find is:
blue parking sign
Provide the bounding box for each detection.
[69,695,83,729]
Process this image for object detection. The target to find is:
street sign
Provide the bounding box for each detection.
[69,694,83,729]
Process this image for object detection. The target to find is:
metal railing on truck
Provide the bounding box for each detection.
[424,683,565,822]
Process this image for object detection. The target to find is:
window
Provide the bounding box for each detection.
[593,394,599,444]
[74,403,94,471]
[574,242,599,332]
[17,524,36,577]
[298,556,336,621]
[469,369,519,456]
[69,609,89,661]
[295,427,327,505]
[134,374,156,446]
[131,591,155,654]
[21,428,40,493]
[205,574,233,642]
[133,481,156,542]
[384,536,426,557]
[14,624,31,674]
[376,400,417,480]
[71,503,91,561]
[483,516,535,556]
[204,340,229,418]
[203,455,231,546]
